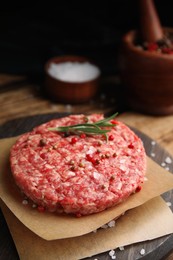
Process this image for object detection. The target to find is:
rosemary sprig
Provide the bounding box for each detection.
[48,112,118,141]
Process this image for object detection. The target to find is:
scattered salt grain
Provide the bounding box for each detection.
[150,152,156,157]
[161,162,166,167]
[48,62,100,83]
[109,250,115,256]
[109,249,116,259]
[107,220,116,228]
[144,177,148,182]
[151,140,156,146]
[22,199,28,205]
[165,167,170,171]
[165,156,172,164]
[166,201,172,207]
[101,224,108,229]
[100,219,116,230]
[119,246,124,251]
[140,248,146,255]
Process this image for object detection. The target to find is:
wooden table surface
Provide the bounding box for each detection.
[1,73,173,259]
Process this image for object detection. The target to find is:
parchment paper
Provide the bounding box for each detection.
[1,136,173,242]
[1,196,173,260]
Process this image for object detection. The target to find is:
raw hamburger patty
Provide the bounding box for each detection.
[10,114,147,216]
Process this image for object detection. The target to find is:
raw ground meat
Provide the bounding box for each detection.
[10,114,147,216]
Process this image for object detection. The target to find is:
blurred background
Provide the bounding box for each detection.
[0,0,173,78]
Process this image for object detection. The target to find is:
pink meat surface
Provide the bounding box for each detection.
[10,114,147,216]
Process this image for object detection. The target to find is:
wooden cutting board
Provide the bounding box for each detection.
[0,112,173,260]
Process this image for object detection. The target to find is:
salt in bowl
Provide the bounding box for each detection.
[44,55,101,104]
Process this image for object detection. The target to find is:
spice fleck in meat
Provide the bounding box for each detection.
[10,114,147,216]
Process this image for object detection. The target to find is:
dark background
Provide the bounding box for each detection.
[0,1,173,78]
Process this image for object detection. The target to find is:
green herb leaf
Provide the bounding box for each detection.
[95,112,118,126]
[48,112,118,141]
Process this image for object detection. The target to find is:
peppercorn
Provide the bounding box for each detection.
[110,175,115,181]
[80,133,86,138]
[39,138,47,146]
[135,186,142,192]
[108,135,114,141]
[113,153,117,157]
[128,143,134,149]
[70,137,78,144]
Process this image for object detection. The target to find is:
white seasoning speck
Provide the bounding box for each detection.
[161,162,166,167]
[151,140,156,145]
[166,201,172,207]
[165,167,170,171]
[111,256,116,259]
[144,177,148,181]
[22,199,28,205]
[119,246,124,251]
[109,249,115,257]
[140,248,146,255]
[165,156,172,164]
[108,220,116,228]
[109,250,114,256]
[150,152,156,157]
[32,203,37,208]
[101,224,108,229]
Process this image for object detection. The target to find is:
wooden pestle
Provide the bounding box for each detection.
[139,0,163,42]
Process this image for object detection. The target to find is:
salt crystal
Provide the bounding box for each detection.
[151,140,156,145]
[165,156,172,164]
[119,246,124,251]
[161,162,166,167]
[166,201,172,207]
[109,250,115,257]
[150,152,156,157]
[101,224,108,229]
[107,220,116,228]
[144,177,148,181]
[165,167,170,171]
[140,248,145,255]
[22,199,28,205]
[48,62,100,83]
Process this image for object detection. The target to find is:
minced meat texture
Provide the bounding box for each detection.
[10,114,147,216]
